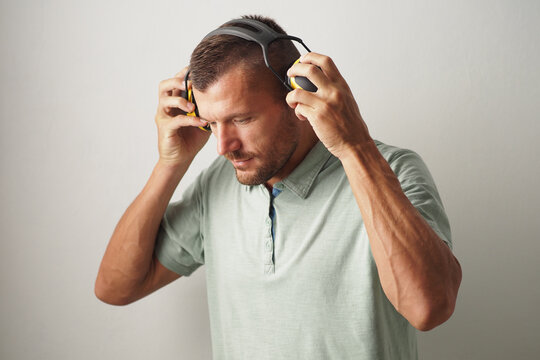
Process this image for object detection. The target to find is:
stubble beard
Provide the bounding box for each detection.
[228,110,299,186]
[232,142,298,186]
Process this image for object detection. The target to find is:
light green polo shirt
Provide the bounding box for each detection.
[155,139,452,360]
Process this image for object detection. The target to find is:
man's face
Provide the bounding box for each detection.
[193,66,300,186]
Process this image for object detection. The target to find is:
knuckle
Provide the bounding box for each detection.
[328,88,342,104]
[320,102,332,114]
[158,79,166,92]
[322,56,333,68]
[285,90,295,104]
[159,97,169,107]
[307,65,318,77]
[156,101,165,113]
[290,88,300,100]
[174,70,185,78]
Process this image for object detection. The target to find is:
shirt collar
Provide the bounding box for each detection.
[273,141,334,199]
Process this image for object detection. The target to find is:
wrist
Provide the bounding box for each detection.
[157,156,192,173]
[146,159,191,197]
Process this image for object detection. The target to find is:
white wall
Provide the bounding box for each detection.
[1,0,539,359]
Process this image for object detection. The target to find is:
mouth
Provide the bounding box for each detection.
[230,158,253,168]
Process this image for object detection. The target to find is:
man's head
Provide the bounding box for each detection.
[189,15,300,101]
[189,16,317,186]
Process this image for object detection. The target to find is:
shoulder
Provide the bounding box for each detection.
[374,140,452,247]
[202,155,233,179]
[196,155,237,193]
[373,139,419,164]
[373,139,431,181]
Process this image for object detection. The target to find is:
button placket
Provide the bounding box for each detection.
[264,226,274,273]
[262,184,281,275]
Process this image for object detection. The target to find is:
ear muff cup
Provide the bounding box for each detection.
[182,73,211,132]
[287,58,318,92]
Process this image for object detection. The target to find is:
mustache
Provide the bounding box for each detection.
[225,151,254,161]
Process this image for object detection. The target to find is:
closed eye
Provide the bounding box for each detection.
[233,117,252,125]
[205,115,254,129]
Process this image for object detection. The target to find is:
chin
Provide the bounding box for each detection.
[233,164,278,186]
[234,171,266,186]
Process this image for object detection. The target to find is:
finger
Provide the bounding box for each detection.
[287,62,327,90]
[286,88,320,109]
[157,113,208,130]
[171,114,208,129]
[298,52,341,81]
[294,103,312,122]
[159,95,195,115]
[159,77,186,96]
[174,66,189,79]
[172,67,190,97]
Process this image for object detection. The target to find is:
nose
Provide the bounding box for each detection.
[215,123,241,156]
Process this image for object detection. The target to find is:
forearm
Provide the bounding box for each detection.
[341,141,462,331]
[95,159,190,303]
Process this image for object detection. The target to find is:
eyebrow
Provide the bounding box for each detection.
[204,111,254,123]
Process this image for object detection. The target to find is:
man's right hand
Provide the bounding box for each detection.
[155,67,210,166]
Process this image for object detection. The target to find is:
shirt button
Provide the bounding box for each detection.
[265,241,273,251]
[265,218,271,226]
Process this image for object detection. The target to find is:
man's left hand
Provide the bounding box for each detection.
[285,52,372,160]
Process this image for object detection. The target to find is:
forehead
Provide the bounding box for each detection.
[192,66,278,121]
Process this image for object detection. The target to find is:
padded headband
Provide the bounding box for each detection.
[202,18,311,91]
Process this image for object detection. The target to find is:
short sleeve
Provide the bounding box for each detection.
[388,149,453,250]
[154,174,206,276]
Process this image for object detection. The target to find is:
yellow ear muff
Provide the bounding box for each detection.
[185,87,210,132]
[287,58,318,92]
[186,88,197,117]
[288,58,302,90]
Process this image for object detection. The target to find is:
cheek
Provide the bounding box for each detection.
[241,123,272,148]
[243,108,294,151]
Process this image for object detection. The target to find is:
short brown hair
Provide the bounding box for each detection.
[189,15,300,99]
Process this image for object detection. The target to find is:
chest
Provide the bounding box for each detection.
[202,182,370,281]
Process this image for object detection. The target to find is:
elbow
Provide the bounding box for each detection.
[94,277,134,306]
[95,290,131,306]
[411,265,462,331]
[409,296,457,331]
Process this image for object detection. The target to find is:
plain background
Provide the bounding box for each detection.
[1,0,539,359]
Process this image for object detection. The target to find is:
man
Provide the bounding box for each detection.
[95,15,462,359]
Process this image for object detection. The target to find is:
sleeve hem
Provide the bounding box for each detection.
[155,250,202,277]
[425,218,453,250]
